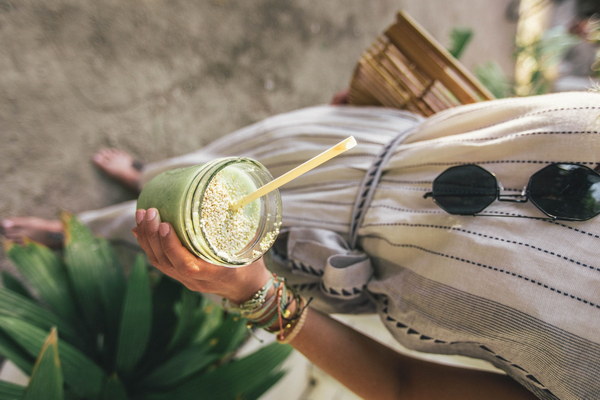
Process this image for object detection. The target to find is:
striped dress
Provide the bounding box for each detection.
[81,91,600,400]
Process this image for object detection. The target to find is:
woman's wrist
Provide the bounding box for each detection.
[223,271,310,343]
[225,257,272,304]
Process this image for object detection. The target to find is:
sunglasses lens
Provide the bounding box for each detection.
[432,165,497,214]
[528,164,600,221]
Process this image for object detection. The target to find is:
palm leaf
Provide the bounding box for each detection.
[115,255,151,375]
[0,330,34,375]
[100,374,128,400]
[135,276,180,374]
[191,301,223,344]
[0,288,81,347]
[63,214,125,339]
[5,241,78,325]
[166,289,205,352]
[205,313,250,357]
[0,317,105,399]
[145,342,292,400]
[0,271,32,300]
[0,380,24,400]
[138,343,220,389]
[2,219,290,399]
[475,61,512,98]
[23,328,63,400]
[448,27,473,59]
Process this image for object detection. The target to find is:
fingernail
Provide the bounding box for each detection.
[131,228,138,238]
[146,208,157,221]
[159,223,170,237]
[2,220,14,228]
[135,210,145,224]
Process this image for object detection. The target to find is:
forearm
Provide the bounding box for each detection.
[290,308,408,399]
[288,308,536,400]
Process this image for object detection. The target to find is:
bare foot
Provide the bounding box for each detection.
[1,217,64,248]
[92,148,142,192]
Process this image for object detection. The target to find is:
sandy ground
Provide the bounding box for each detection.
[0,0,517,236]
[0,0,519,397]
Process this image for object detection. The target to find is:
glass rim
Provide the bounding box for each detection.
[187,157,282,266]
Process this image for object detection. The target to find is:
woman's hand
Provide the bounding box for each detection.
[132,208,272,304]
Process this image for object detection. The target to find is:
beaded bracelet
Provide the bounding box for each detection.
[223,275,278,313]
[248,281,289,330]
[277,303,309,344]
[222,273,311,341]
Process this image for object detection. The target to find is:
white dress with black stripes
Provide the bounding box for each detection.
[80,91,600,400]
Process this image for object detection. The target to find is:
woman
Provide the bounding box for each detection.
[4,90,600,399]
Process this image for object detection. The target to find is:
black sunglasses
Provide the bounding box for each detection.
[424,163,600,221]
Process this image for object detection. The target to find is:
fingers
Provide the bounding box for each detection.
[136,208,169,267]
[158,222,202,275]
[134,209,153,263]
[134,209,202,279]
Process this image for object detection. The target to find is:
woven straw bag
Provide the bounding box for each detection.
[349,11,494,116]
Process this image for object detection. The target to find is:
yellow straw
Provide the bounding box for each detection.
[232,136,357,210]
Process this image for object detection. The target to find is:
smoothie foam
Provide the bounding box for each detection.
[197,165,262,261]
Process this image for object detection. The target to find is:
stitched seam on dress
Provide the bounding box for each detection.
[523,106,600,117]
[548,221,600,239]
[289,259,323,277]
[250,133,389,158]
[379,304,554,393]
[368,204,445,215]
[368,204,553,219]
[299,199,355,206]
[414,105,600,140]
[370,203,600,225]
[281,181,357,192]
[389,159,598,169]
[378,178,432,184]
[363,235,600,309]
[288,282,320,292]
[283,215,349,226]
[447,130,600,141]
[362,222,600,274]
[377,184,437,192]
[320,281,366,297]
[391,130,600,151]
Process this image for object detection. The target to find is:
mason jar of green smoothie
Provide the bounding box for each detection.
[137,157,282,267]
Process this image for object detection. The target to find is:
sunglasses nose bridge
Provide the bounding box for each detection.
[497,187,528,203]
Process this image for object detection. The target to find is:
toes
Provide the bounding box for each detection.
[92,148,135,169]
[92,150,109,166]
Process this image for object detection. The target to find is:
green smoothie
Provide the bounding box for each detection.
[137,157,282,267]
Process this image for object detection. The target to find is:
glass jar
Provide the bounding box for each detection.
[137,157,282,267]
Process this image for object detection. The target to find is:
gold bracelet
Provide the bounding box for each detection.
[277,305,309,344]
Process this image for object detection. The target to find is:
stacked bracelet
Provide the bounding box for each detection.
[224,273,311,343]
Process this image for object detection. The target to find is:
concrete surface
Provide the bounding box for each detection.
[0,0,518,230]
[0,0,520,398]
